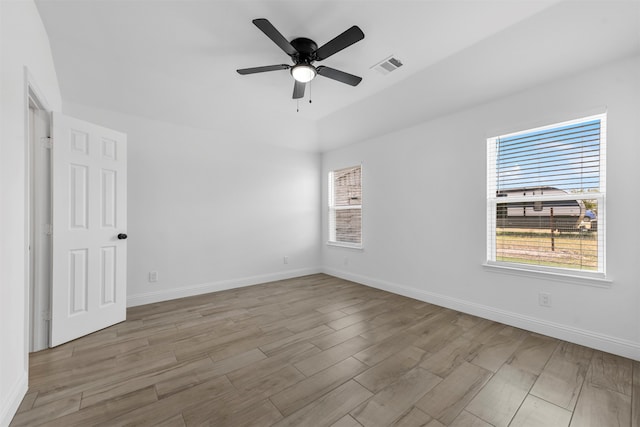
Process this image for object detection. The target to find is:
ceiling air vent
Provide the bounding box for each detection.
[371,56,403,75]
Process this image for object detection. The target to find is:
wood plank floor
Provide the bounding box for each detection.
[11,274,639,426]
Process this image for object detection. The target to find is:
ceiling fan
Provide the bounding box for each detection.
[236,19,365,99]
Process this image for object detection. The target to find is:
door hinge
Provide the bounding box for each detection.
[44,224,53,235]
[42,311,51,321]
[41,136,52,149]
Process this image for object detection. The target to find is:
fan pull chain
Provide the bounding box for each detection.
[297,99,299,113]
[309,82,312,104]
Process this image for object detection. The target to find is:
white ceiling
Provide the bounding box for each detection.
[36,1,640,152]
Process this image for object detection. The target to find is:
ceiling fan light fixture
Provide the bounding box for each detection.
[291,64,316,83]
[236,19,365,98]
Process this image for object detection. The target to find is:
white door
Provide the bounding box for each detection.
[50,112,127,346]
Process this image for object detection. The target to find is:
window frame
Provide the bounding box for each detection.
[486,114,607,280]
[327,164,363,249]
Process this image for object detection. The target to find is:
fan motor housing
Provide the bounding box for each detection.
[290,38,318,63]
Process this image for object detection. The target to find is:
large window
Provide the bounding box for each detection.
[487,114,606,275]
[328,165,362,247]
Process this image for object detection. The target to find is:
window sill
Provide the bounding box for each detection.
[327,241,363,250]
[482,261,612,288]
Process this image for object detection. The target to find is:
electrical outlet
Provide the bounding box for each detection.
[149,271,158,282]
[538,292,552,307]
[283,256,289,264]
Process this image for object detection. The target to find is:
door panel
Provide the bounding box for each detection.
[51,112,127,346]
[69,164,88,229]
[100,246,116,305]
[69,249,88,314]
[101,169,117,228]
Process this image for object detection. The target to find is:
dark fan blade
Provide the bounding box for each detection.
[293,80,306,99]
[314,26,364,61]
[316,66,362,86]
[237,64,290,75]
[253,18,298,57]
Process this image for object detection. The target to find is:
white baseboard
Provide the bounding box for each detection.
[127,267,322,307]
[323,267,640,361]
[0,371,27,427]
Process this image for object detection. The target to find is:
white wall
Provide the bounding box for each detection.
[0,1,62,425]
[64,103,321,306]
[322,55,640,360]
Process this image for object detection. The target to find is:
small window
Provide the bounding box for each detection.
[487,115,606,274]
[328,165,362,247]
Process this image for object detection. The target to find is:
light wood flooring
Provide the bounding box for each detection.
[11,274,640,426]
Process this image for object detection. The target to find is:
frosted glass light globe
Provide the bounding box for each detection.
[291,64,316,83]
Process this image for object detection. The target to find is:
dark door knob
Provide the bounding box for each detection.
[117,233,128,240]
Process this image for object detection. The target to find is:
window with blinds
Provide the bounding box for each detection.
[487,114,606,274]
[328,165,362,247]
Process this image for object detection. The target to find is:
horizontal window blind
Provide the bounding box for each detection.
[329,165,362,246]
[496,120,601,192]
[487,115,606,274]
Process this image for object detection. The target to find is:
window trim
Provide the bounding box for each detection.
[326,240,365,250]
[486,113,607,279]
[482,261,611,288]
[328,164,363,249]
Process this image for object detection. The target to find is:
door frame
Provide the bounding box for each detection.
[24,67,52,352]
